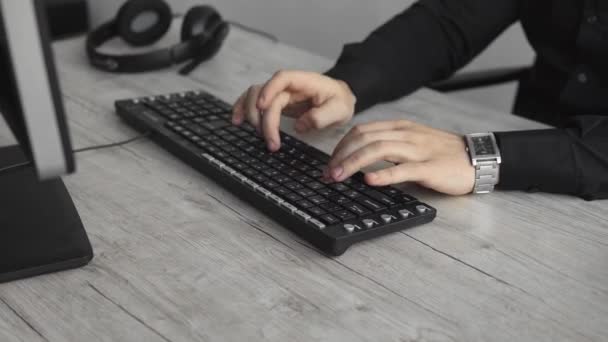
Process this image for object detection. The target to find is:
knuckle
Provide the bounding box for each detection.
[358,132,369,142]
[398,119,413,127]
[348,152,363,165]
[372,140,387,150]
[352,124,365,135]
[386,167,397,180]
[308,114,322,129]
[273,69,287,79]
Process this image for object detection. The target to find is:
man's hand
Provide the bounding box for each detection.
[232,70,356,151]
[326,120,476,195]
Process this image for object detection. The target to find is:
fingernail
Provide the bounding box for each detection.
[268,140,277,151]
[332,166,344,180]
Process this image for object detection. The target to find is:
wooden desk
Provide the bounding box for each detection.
[1,28,607,342]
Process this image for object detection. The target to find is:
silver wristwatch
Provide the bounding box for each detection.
[464,133,501,194]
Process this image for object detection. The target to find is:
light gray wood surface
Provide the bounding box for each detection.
[1,27,607,342]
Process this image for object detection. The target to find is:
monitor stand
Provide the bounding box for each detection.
[0,145,93,283]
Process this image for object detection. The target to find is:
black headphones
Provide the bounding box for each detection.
[86,0,229,74]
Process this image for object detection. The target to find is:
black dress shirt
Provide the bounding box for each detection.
[326,0,608,200]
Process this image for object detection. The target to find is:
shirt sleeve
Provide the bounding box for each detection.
[494,116,608,200]
[325,0,520,112]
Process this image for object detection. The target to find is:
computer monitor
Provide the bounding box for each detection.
[0,0,74,179]
[0,0,92,283]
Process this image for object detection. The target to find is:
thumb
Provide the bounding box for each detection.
[294,99,346,133]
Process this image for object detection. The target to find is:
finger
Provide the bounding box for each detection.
[283,99,312,118]
[231,91,248,125]
[331,141,421,182]
[245,85,262,131]
[332,120,415,155]
[294,98,345,133]
[364,162,427,186]
[328,130,412,170]
[258,71,329,109]
[262,91,290,151]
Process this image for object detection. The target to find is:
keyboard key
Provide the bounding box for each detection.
[308,218,326,230]
[224,157,238,165]
[294,175,312,184]
[364,190,397,206]
[344,190,361,198]
[306,181,324,190]
[307,206,326,216]
[273,162,287,171]
[309,195,328,205]
[380,187,401,197]
[330,183,350,192]
[343,202,371,217]
[186,124,209,136]
[317,188,338,197]
[393,194,416,203]
[286,193,303,202]
[251,162,267,171]
[296,200,314,208]
[324,202,342,212]
[295,210,312,222]
[329,195,351,205]
[306,169,323,178]
[350,182,368,191]
[320,214,340,225]
[355,197,386,212]
[201,120,230,130]
[275,175,291,183]
[233,162,247,170]
[274,187,291,197]
[296,188,316,197]
[284,169,301,177]
[262,169,280,177]
[266,180,280,188]
[284,182,304,191]
[252,174,269,183]
[243,168,258,177]
[334,210,356,221]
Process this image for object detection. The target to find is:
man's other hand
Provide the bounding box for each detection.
[232,70,356,152]
[327,120,475,195]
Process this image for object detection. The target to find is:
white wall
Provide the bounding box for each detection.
[88,0,534,112]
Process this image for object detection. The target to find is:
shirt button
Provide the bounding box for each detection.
[587,15,598,24]
[577,72,588,83]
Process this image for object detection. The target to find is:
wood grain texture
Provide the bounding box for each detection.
[0,26,606,342]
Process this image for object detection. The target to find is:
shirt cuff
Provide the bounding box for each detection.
[494,130,577,194]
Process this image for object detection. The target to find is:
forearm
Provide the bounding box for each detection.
[326,0,519,113]
[495,116,608,200]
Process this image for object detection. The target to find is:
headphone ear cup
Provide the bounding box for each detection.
[180,5,224,43]
[116,0,172,46]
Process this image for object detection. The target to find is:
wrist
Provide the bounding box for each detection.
[336,79,357,105]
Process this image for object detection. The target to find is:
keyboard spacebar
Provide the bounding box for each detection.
[200,153,326,229]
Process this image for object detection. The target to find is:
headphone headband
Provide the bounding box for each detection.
[86,20,206,73]
[86,1,228,73]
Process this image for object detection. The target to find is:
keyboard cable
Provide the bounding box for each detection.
[0,131,151,175]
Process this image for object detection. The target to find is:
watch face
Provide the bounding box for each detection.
[472,136,496,156]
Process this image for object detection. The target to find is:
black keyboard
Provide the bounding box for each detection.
[115,90,436,255]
